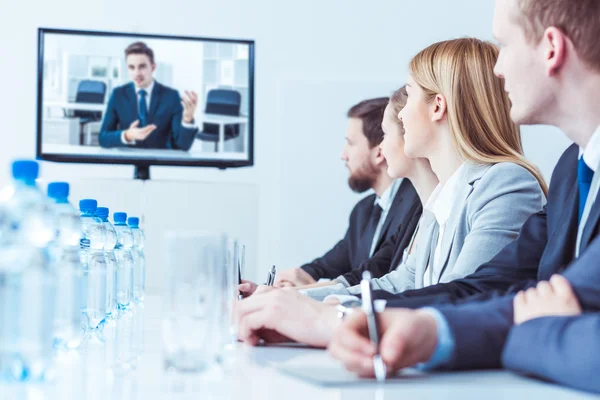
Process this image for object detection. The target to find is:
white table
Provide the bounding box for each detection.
[197,113,249,153]
[1,296,595,400]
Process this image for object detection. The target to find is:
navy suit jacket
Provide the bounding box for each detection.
[300,179,422,286]
[419,143,600,374]
[99,82,197,150]
[502,313,600,394]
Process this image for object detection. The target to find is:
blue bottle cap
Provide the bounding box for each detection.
[96,207,109,219]
[114,212,127,223]
[128,217,139,227]
[12,160,39,182]
[79,199,98,212]
[47,182,69,200]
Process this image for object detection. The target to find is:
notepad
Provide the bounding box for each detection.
[268,349,427,387]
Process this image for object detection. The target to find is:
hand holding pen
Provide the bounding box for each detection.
[328,274,441,379]
[360,271,386,382]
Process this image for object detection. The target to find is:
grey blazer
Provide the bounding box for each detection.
[410,161,545,289]
[303,161,546,301]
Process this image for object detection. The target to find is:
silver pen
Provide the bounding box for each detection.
[360,271,386,382]
[237,260,243,300]
[266,265,277,286]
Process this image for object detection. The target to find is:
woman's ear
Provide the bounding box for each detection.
[372,145,386,167]
[431,94,447,122]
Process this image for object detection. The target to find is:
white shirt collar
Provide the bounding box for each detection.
[424,162,467,226]
[375,178,402,213]
[135,80,155,96]
[578,125,600,172]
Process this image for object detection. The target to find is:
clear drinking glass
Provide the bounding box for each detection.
[162,231,225,373]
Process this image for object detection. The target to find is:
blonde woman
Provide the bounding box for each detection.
[235,38,549,350]
[305,38,547,302]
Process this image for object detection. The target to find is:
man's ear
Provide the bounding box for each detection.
[542,27,567,77]
[431,94,447,122]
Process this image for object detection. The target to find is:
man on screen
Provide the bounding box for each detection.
[99,41,198,151]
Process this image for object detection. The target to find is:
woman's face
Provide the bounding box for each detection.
[380,103,414,179]
[399,75,437,159]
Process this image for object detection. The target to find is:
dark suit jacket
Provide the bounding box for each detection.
[301,179,422,286]
[411,143,600,374]
[99,82,197,150]
[378,144,581,308]
[502,313,600,395]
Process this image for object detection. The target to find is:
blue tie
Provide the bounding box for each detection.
[138,89,148,127]
[578,157,594,223]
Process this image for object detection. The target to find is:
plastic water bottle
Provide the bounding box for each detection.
[96,207,118,320]
[47,182,84,350]
[128,217,145,304]
[79,199,107,331]
[113,212,134,311]
[0,160,57,382]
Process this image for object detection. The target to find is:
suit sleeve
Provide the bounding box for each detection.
[502,314,600,394]
[99,91,126,148]
[339,232,396,286]
[434,233,600,371]
[378,207,547,309]
[340,204,422,287]
[169,92,197,151]
[300,211,354,281]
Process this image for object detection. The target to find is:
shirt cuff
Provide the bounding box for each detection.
[324,294,360,304]
[121,131,135,145]
[181,121,197,129]
[334,276,351,288]
[415,307,455,370]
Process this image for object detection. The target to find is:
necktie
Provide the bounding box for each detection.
[578,157,594,224]
[362,203,383,250]
[138,89,148,127]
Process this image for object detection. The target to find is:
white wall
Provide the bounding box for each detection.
[0,0,571,290]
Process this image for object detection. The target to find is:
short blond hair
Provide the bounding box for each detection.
[517,0,600,71]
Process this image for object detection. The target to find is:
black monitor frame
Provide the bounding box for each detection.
[36,27,255,172]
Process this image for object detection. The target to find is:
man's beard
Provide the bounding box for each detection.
[348,162,378,193]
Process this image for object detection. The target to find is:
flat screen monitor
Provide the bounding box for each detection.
[36,27,255,174]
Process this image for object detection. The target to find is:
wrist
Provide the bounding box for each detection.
[317,305,343,347]
[124,129,131,141]
[416,310,440,363]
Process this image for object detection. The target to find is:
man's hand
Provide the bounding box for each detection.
[181,90,198,123]
[238,280,281,298]
[124,120,156,142]
[238,280,262,297]
[328,309,438,378]
[274,268,317,288]
[236,289,339,347]
[513,274,582,325]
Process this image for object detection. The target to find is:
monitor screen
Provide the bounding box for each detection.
[36,28,254,169]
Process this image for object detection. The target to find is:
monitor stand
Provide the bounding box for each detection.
[134,165,150,180]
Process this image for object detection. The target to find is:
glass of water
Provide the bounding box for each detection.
[162,231,225,373]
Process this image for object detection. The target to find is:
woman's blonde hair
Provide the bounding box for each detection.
[408,38,548,195]
[390,86,408,126]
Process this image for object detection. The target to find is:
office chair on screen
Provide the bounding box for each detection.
[71,80,106,145]
[196,89,242,152]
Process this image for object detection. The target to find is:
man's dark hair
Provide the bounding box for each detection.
[347,98,388,148]
[125,41,155,64]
